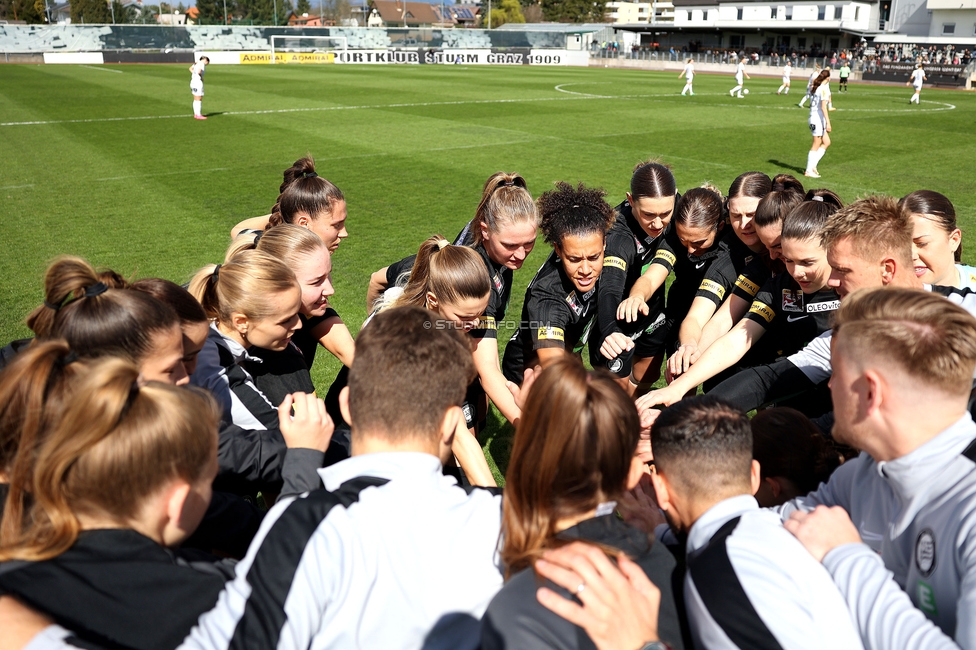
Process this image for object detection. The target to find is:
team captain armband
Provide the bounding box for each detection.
[477,316,497,330]
[699,279,726,300]
[734,275,761,297]
[537,326,565,342]
[653,249,677,267]
[603,256,627,271]
[748,301,776,323]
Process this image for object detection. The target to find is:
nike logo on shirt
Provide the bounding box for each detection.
[695,261,706,269]
[786,315,809,323]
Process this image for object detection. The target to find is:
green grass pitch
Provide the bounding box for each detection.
[1,62,973,481]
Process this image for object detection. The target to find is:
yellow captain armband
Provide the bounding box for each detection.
[653,249,677,267]
[537,326,565,342]
[699,279,726,299]
[748,301,776,323]
[603,256,627,271]
[477,316,497,330]
[734,275,760,297]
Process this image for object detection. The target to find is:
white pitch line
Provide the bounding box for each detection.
[79,65,123,74]
[0,95,604,127]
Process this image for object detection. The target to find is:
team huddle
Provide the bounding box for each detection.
[2,156,976,650]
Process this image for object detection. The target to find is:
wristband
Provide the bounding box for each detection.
[636,642,670,650]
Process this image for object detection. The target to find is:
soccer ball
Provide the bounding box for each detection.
[744,89,750,95]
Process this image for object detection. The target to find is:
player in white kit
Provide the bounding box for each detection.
[798,63,821,108]
[189,56,210,121]
[907,63,927,104]
[777,61,793,95]
[804,69,832,179]
[679,58,695,96]
[729,60,749,98]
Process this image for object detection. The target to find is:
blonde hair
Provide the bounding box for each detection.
[0,358,220,561]
[833,288,976,396]
[820,195,913,269]
[0,340,89,545]
[389,236,490,310]
[226,224,328,270]
[471,172,538,247]
[188,249,299,324]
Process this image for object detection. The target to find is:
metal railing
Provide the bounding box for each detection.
[591,48,864,70]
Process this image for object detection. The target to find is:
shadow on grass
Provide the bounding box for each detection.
[481,408,514,487]
[767,159,807,175]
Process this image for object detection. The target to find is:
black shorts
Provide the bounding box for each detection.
[461,379,487,432]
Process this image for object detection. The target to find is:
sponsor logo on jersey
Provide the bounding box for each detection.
[744,255,754,265]
[749,301,776,323]
[806,299,841,313]
[582,286,597,300]
[604,256,627,272]
[699,279,726,299]
[537,326,565,342]
[917,581,938,616]
[782,289,803,312]
[566,291,583,317]
[492,273,504,292]
[654,249,677,267]
[694,260,707,270]
[786,315,809,323]
[735,275,760,297]
[915,529,937,577]
[477,316,497,331]
[609,358,624,373]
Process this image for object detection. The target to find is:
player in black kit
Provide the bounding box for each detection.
[502,182,616,385]
[588,161,678,394]
[637,191,843,409]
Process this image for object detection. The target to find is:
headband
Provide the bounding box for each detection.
[44,281,108,311]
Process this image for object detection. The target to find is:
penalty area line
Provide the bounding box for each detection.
[79,65,123,74]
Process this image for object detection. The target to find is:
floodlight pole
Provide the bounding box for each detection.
[274,0,278,25]
[223,0,227,23]
[487,0,491,28]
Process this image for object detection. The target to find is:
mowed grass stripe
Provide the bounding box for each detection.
[1,64,973,480]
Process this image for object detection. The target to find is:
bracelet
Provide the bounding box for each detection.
[636,642,670,650]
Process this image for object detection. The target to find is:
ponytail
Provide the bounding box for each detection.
[268,156,344,229]
[188,250,299,325]
[0,358,219,561]
[0,340,87,545]
[471,172,537,247]
[26,256,179,365]
[390,236,490,310]
[754,176,806,229]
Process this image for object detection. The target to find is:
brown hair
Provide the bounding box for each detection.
[188,250,299,325]
[0,341,88,544]
[501,358,640,577]
[833,287,976,396]
[820,195,913,269]
[651,395,753,501]
[674,185,725,231]
[268,156,344,228]
[538,182,615,246]
[751,408,840,494]
[754,175,805,228]
[0,358,219,561]
[347,306,476,442]
[900,190,961,262]
[780,191,844,242]
[26,257,180,365]
[811,69,831,93]
[130,278,207,326]
[728,171,772,201]
[630,160,677,200]
[390,236,490,311]
[471,172,538,247]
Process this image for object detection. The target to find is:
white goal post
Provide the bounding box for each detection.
[269,35,348,63]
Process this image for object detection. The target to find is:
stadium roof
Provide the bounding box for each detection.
[495,22,609,33]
